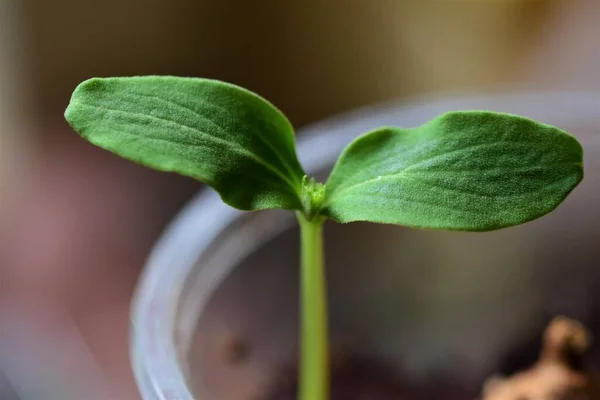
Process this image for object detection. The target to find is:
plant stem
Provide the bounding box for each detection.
[297,213,329,400]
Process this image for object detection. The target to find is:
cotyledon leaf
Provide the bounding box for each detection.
[322,111,583,231]
[65,76,306,211]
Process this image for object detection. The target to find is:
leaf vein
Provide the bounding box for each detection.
[105,126,298,195]
[327,171,574,206]
[130,90,303,186]
[76,101,300,194]
[328,140,575,205]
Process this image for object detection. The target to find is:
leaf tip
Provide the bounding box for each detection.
[65,78,102,122]
[72,77,108,99]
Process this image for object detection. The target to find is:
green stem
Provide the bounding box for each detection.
[297,213,329,400]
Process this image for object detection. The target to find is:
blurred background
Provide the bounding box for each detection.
[1,0,599,399]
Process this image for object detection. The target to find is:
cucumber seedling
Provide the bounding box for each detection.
[65,76,583,400]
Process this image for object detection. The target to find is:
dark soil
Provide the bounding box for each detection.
[262,355,475,400]
[264,356,410,400]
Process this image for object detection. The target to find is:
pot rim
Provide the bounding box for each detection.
[130,89,600,400]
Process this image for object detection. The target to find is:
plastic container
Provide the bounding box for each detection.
[131,91,600,400]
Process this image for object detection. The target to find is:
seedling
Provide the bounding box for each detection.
[65,76,583,400]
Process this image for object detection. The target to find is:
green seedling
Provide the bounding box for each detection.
[65,76,583,400]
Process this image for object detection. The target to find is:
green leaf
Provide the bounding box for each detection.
[323,111,583,231]
[65,76,306,211]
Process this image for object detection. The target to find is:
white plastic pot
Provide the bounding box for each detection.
[131,91,600,400]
